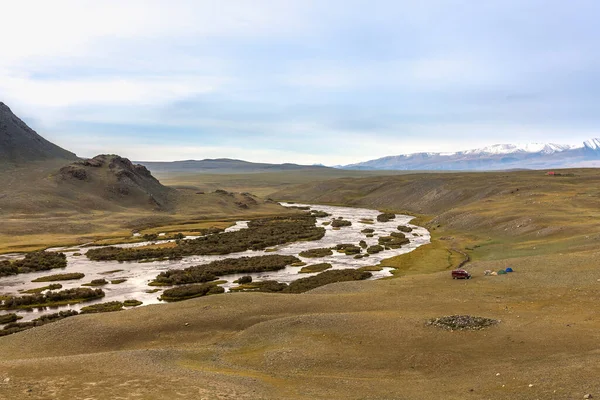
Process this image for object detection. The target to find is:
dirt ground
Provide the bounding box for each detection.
[1,246,599,399]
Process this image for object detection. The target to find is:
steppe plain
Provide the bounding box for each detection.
[1,168,600,399]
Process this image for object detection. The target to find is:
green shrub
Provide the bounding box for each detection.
[331,219,352,228]
[160,283,225,302]
[0,310,78,337]
[367,245,384,254]
[376,213,396,222]
[0,313,22,324]
[335,244,361,255]
[87,215,325,262]
[0,251,67,277]
[285,269,372,293]
[1,288,104,310]
[397,225,413,233]
[236,276,253,284]
[151,255,299,286]
[378,235,409,248]
[361,228,374,234]
[299,248,333,258]
[230,280,288,293]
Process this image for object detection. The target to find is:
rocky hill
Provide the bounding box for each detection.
[57,155,175,211]
[0,102,77,165]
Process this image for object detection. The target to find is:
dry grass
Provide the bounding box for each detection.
[2,169,600,399]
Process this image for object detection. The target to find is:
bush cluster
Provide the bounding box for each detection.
[1,288,105,310]
[331,219,352,228]
[376,213,396,222]
[160,283,225,302]
[151,255,300,286]
[0,310,78,337]
[335,244,361,255]
[86,215,325,262]
[299,248,333,258]
[236,276,253,284]
[0,313,21,324]
[0,251,67,277]
[378,234,409,248]
[232,269,372,294]
[367,245,384,254]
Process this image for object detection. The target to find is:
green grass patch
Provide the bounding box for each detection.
[80,301,124,314]
[32,273,85,282]
[123,300,143,307]
[299,263,332,273]
[299,248,333,258]
[19,284,63,294]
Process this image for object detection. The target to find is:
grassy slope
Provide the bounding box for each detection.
[0,162,293,253]
[152,169,411,197]
[2,169,600,399]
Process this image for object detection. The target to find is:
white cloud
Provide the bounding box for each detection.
[0,75,226,108]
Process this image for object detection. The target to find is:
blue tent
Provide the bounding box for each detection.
[505,267,514,273]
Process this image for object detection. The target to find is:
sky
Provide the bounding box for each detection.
[1,0,600,165]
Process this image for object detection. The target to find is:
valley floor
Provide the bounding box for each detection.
[0,245,599,399]
[1,169,600,399]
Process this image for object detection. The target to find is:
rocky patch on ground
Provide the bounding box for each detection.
[427,315,499,331]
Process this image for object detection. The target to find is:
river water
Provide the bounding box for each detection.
[0,204,430,322]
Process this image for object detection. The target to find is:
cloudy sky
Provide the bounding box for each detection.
[2,0,599,164]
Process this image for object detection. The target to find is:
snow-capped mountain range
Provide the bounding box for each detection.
[342,139,600,171]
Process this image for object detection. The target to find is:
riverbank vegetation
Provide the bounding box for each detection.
[80,301,124,313]
[151,255,300,286]
[0,251,67,277]
[0,288,104,310]
[299,263,332,273]
[159,283,225,302]
[86,215,324,262]
[298,248,333,258]
[376,213,396,222]
[32,272,85,282]
[20,284,63,294]
[231,269,371,293]
[0,310,78,337]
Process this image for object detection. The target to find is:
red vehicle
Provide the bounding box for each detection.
[451,269,471,279]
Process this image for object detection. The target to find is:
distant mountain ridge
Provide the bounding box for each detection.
[138,159,333,174]
[342,139,600,171]
[0,102,77,165]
